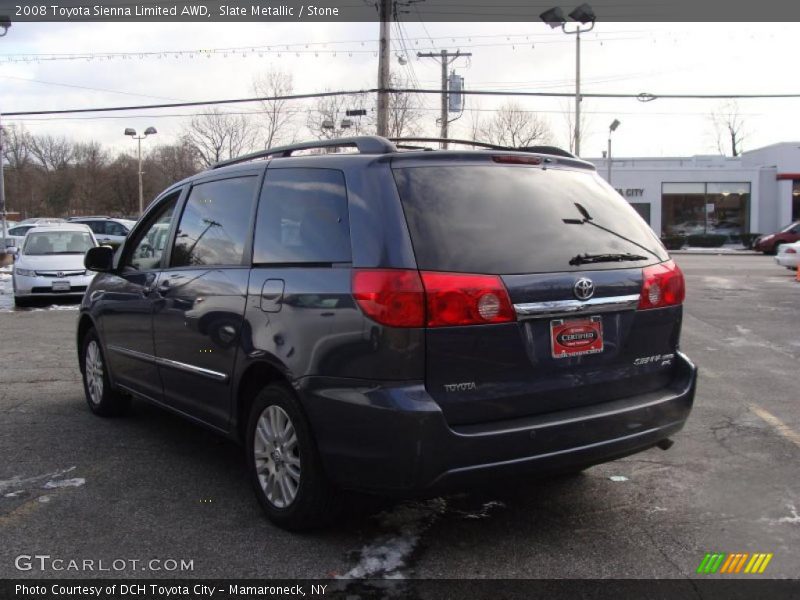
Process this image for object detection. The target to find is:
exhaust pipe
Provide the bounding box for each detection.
[656,438,674,451]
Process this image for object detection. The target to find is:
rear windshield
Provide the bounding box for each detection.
[393,165,667,274]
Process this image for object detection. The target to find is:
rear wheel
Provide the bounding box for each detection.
[81,329,130,417]
[246,383,339,530]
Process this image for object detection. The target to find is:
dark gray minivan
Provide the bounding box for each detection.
[78,136,697,530]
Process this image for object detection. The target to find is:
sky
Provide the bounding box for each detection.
[2,21,800,159]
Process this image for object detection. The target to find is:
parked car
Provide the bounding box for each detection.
[774,240,800,270]
[3,222,63,249]
[753,221,800,254]
[78,136,697,530]
[68,217,136,248]
[12,223,97,307]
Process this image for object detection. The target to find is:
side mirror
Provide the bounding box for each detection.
[85,246,115,272]
[7,246,18,258]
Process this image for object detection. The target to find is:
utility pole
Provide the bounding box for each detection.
[376,0,392,137]
[418,50,471,149]
[0,111,7,255]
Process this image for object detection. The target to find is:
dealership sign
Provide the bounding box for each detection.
[615,188,645,197]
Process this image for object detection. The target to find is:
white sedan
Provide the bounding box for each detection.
[775,240,800,270]
[11,224,98,307]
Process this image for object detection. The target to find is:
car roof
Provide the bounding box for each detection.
[164,136,595,192]
[28,223,93,234]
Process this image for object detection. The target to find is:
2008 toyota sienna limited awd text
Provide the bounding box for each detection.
[77,136,697,530]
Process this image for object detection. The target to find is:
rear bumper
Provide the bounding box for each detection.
[298,351,697,494]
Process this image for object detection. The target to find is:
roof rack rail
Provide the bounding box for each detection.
[212,136,397,169]
[390,137,511,150]
[390,137,577,158]
[517,145,577,159]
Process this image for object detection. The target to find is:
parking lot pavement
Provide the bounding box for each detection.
[0,254,798,581]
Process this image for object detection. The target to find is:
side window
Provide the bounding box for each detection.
[124,195,179,271]
[89,221,107,235]
[106,222,126,236]
[253,168,351,264]
[170,177,257,268]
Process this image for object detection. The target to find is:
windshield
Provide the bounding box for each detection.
[393,165,667,274]
[23,231,95,255]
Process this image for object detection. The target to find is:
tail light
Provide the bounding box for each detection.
[352,269,516,328]
[786,248,797,254]
[352,269,425,327]
[421,272,515,327]
[639,260,685,310]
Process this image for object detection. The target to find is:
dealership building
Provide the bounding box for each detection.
[589,142,800,238]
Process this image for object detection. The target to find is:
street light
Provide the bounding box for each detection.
[540,3,596,156]
[124,126,157,215]
[0,16,11,262]
[607,118,620,184]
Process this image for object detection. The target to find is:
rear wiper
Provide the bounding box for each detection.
[563,202,662,260]
[569,252,648,266]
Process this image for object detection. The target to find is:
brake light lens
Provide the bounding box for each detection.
[352,269,516,328]
[492,155,542,165]
[352,269,425,327]
[639,260,685,310]
[421,272,515,327]
[786,248,797,254]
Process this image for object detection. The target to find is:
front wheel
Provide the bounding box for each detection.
[246,384,339,530]
[81,329,130,417]
[13,296,34,308]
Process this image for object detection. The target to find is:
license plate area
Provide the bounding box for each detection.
[551,316,603,359]
[52,280,71,292]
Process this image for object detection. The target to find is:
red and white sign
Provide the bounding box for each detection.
[550,316,604,359]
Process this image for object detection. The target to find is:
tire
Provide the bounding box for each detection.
[246,383,339,530]
[13,296,34,308]
[81,329,131,417]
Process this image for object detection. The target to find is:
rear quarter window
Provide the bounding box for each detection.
[253,168,351,264]
[393,164,666,274]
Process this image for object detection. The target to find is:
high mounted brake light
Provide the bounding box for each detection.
[638,260,685,310]
[492,155,542,165]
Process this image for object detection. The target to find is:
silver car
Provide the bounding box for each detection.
[11,224,98,307]
[68,217,135,248]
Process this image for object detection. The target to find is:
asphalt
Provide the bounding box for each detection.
[0,254,798,582]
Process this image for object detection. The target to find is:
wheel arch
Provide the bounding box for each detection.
[76,313,99,372]
[234,359,294,444]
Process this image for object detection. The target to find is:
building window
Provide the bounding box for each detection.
[793,181,800,221]
[629,202,651,226]
[662,182,750,241]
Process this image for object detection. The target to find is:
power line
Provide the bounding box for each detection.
[7,88,800,118]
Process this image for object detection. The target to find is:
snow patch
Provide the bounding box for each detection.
[777,504,800,524]
[0,466,76,495]
[339,499,447,579]
[38,495,50,503]
[4,490,24,498]
[609,475,629,482]
[43,478,85,489]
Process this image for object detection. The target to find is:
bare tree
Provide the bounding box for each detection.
[72,142,109,215]
[307,92,371,141]
[561,100,590,154]
[184,108,259,167]
[253,69,296,149]
[710,100,747,157]
[466,100,484,143]
[27,134,74,170]
[480,101,553,148]
[386,75,423,139]
[145,142,200,193]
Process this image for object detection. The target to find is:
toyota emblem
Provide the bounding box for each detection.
[573,278,595,301]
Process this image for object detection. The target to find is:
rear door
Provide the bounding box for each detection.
[151,174,259,430]
[392,158,679,426]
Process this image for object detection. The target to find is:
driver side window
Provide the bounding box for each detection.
[125,194,179,271]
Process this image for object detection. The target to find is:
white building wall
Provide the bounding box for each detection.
[591,143,800,236]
